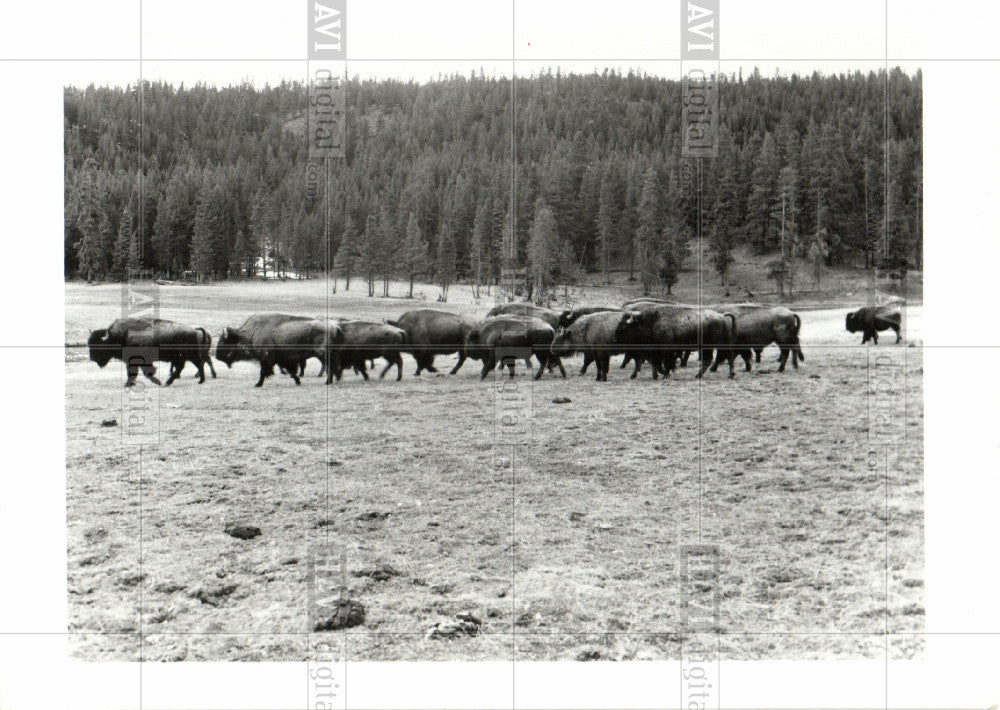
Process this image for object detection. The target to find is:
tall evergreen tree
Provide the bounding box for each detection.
[73,159,109,281]
[334,215,359,290]
[401,212,428,297]
[435,219,457,301]
[526,197,559,303]
[635,167,664,296]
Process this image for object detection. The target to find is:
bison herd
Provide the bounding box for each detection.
[86,298,903,388]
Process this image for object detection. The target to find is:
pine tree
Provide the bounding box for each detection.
[710,155,740,296]
[334,216,359,290]
[596,165,621,284]
[249,186,270,278]
[768,165,800,298]
[111,205,136,280]
[746,132,780,252]
[635,167,664,296]
[152,168,198,278]
[435,219,457,301]
[659,177,691,295]
[526,198,559,303]
[191,176,226,280]
[401,212,428,297]
[469,203,489,297]
[378,205,397,297]
[232,228,258,278]
[360,213,379,297]
[74,159,108,281]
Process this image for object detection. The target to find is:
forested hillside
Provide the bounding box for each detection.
[64,68,921,297]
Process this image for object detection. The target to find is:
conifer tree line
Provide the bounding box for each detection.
[65,68,921,297]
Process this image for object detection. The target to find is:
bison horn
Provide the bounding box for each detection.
[221,327,229,339]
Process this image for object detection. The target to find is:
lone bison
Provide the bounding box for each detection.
[88,317,211,387]
[846,305,902,344]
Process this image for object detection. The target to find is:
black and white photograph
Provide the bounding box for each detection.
[1,1,999,708]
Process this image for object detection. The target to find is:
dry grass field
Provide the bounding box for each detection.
[65,279,924,661]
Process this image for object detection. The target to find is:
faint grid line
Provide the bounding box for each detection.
[10,56,997,62]
[44,625,934,638]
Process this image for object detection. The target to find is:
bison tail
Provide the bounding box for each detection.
[793,314,801,335]
[385,319,400,328]
[724,313,736,336]
[197,327,212,347]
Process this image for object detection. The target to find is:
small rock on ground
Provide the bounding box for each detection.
[314,599,366,631]
[224,524,262,540]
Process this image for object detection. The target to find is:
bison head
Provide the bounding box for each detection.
[614,310,647,343]
[214,327,243,367]
[845,311,860,333]
[87,328,116,368]
[556,311,575,330]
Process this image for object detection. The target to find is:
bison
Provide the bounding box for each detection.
[485,302,560,329]
[385,309,480,376]
[616,302,698,375]
[216,314,343,387]
[88,317,211,387]
[332,321,406,381]
[551,311,625,381]
[464,316,565,380]
[621,296,674,308]
[556,305,621,330]
[615,307,737,379]
[710,306,804,373]
[170,326,217,380]
[846,304,902,344]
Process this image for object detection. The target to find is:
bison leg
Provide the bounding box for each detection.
[255,362,274,388]
[533,356,546,380]
[872,331,879,345]
[620,353,631,369]
[393,355,403,381]
[449,352,466,375]
[629,357,642,379]
[164,360,184,386]
[480,356,496,380]
[596,354,610,381]
[778,348,790,372]
[679,350,691,367]
[195,359,206,384]
[580,353,593,375]
[379,359,394,379]
[893,325,901,343]
[205,354,217,378]
[695,349,713,379]
[755,348,763,363]
[727,350,736,378]
[140,364,160,386]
